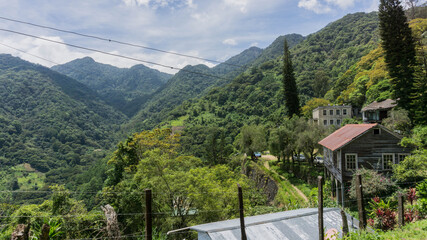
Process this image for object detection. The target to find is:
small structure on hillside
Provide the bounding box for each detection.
[362,99,396,123]
[313,105,352,127]
[170,208,359,240]
[318,123,410,206]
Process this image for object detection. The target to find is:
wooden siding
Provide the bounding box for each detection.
[340,128,409,181]
[324,147,342,182]
[324,127,410,183]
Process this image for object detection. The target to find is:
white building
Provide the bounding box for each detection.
[313,105,352,127]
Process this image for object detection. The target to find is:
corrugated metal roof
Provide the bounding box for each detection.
[361,99,396,112]
[318,124,377,151]
[189,208,359,240]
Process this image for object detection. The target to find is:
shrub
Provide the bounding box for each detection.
[349,168,397,200]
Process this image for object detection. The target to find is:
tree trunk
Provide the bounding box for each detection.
[11,224,30,240]
[101,204,121,239]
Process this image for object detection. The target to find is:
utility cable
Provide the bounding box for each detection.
[0,42,58,65]
[0,16,244,68]
[0,28,235,82]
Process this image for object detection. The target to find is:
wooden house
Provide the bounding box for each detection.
[318,123,410,206]
[362,99,396,123]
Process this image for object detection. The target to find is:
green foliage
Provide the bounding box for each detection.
[382,109,412,134]
[52,57,172,117]
[379,0,416,113]
[126,47,263,132]
[282,40,300,116]
[0,54,127,203]
[103,129,266,236]
[340,218,427,239]
[410,18,427,125]
[416,179,427,217]
[237,125,267,160]
[395,125,427,182]
[349,169,397,200]
[292,12,380,97]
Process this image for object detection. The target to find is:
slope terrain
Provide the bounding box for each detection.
[52,57,172,116]
[0,54,127,202]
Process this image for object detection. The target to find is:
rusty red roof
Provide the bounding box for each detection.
[318,124,378,151]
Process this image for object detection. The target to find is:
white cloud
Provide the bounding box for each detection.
[325,0,356,9]
[298,0,359,14]
[222,38,238,46]
[364,0,379,12]
[298,0,332,14]
[122,0,150,7]
[223,0,248,13]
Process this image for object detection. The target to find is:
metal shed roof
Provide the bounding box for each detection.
[189,208,359,240]
[318,124,377,151]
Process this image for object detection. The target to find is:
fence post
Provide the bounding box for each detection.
[237,184,247,240]
[398,193,405,227]
[340,209,349,237]
[356,174,366,230]
[40,224,50,240]
[318,176,323,240]
[145,189,152,240]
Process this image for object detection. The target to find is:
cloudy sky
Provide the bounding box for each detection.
[0,0,401,74]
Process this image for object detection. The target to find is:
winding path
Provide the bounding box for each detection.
[261,155,309,203]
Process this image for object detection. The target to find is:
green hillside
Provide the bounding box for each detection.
[0,54,127,202]
[330,18,427,109]
[52,57,172,116]
[292,12,380,99]
[126,46,266,131]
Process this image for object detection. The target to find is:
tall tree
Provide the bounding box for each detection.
[282,40,300,117]
[379,0,416,115]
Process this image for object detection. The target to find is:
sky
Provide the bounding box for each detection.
[0,0,408,74]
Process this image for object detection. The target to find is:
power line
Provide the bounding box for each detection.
[0,42,58,65]
[0,28,236,83]
[0,16,244,68]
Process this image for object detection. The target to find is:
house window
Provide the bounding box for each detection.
[324,120,327,125]
[337,119,341,126]
[323,110,327,115]
[345,154,357,170]
[330,119,334,125]
[397,154,409,164]
[383,153,394,170]
[373,128,381,135]
[336,110,340,115]
[330,110,334,115]
[343,109,347,115]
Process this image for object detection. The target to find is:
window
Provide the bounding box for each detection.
[337,119,341,126]
[330,119,334,125]
[336,110,340,115]
[383,154,394,170]
[323,110,327,115]
[330,110,334,115]
[373,128,381,135]
[397,154,409,164]
[324,120,327,125]
[345,154,357,170]
[343,109,347,115]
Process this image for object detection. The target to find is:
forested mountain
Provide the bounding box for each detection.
[291,12,380,100]
[126,46,266,131]
[153,12,384,160]
[0,54,127,202]
[52,57,172,116]
[330,18,427,109]
[126,35,308,131]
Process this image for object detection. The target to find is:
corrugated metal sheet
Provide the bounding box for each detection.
[190,208,359,240]
[318,124,377,151]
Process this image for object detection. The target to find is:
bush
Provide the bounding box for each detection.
[349,168,397,200]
